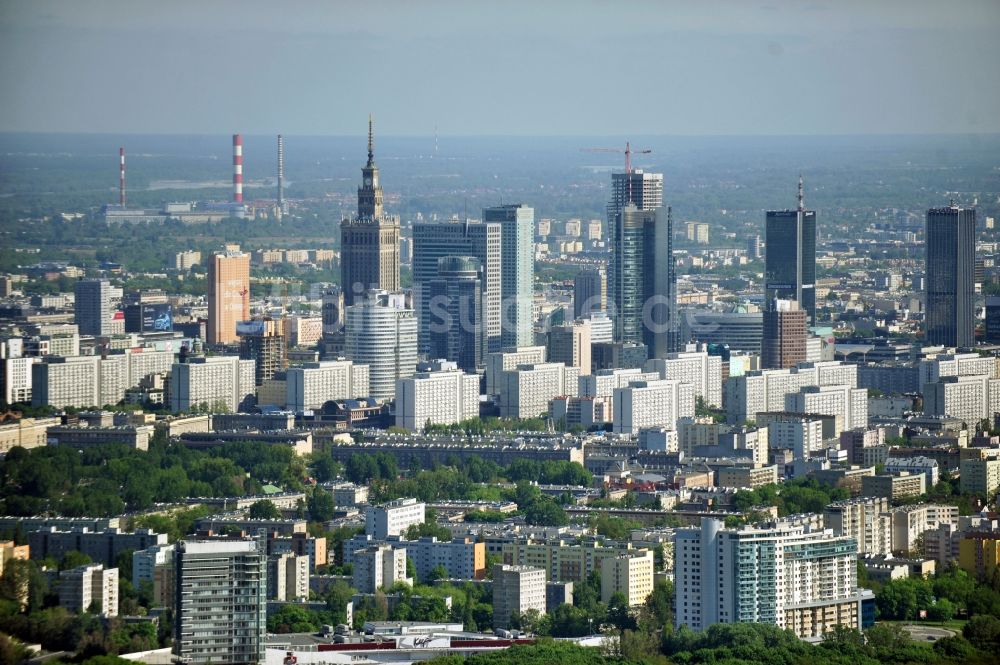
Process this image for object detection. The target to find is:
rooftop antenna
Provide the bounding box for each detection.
[797,174,804,212]
[367,114,374,165]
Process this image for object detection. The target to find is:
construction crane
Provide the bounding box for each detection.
[581,141,653,204]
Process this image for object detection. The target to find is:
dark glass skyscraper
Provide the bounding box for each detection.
[925,204,976,347]
[427,256,485,372]
[610,204,677,358]
[765,178,816,325]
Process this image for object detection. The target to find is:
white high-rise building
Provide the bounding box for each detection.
[824,497,892,556]
[344,292,418,402]
[613,379,695,435]
[498,362,579,419]
[675,518,873,640]
[486,346,547,396]
[484,204,535,348]
[1,339,34,404]
[646,346,723,408]
[725,361,859,424]
[493,564,547,630]
[366,498,426,539]
[923,374,1000,425]
[59,563,118,617]
[286,359,370,411]
[353,544,411,593]
[31,355,101,408]
[785,384,868,435]
[132,543,174,588]
[601,550,655,606]
[764,415,825,459]
[395,367,480,430]
[268,552,310,601]
[918,352,998,388]
[170,356,255,413]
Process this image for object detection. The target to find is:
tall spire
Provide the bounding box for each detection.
[367,114,374,166]
[797,174,804,212]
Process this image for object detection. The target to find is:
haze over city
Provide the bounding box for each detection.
[2,0,999,136]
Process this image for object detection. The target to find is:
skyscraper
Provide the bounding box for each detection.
[610,205,677,358]
[761,299,807,369]
[207,249,250,345]
[574,267,607,319]
[340,117,400,307]
[483,204,534,348]
[412,220,501,352]
[74,278,112,337]
[344,291,418,401]
[765,177,816,324]
[427,256,485,373]
[925,204,976,347]
[174,538,267,665]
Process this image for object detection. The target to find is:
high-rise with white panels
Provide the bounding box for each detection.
[344,292,417,402]
[675,517,873,640]
[286,359,370,411]
[483,204,534,348]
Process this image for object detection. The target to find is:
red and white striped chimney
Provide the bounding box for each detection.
[232,134,243,204]
[119,147,126,208]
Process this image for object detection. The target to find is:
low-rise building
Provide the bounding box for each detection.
[861,472,926,500]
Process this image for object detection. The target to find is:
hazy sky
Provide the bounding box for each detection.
[1,0,999,136]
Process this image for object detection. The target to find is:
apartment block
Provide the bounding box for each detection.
[861,473,926,500]
[174,539,266,665]
[286,359,370,411]
[887,504,959,556]
[960,458,1000,495]
[493,564,546,630]
[395,368,480,430]
[824,497,892,556]
[601,550,654,606]
[498,362,579,420]
[612,379,695,435]
[485,346,545,396]
[647,347,723,408]
[353,544,410,593]
[59,564,118,617]
[366,498,426,539]
[675,518,872,640]
[170,356,255,413]
[268,552,309,601]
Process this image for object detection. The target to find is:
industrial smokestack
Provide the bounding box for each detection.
[119,147,126,208]
[277,134,284,210]
[232,134,243,204]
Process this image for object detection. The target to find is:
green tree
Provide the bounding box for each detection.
[247,499,281,520]
[308,488,335,523]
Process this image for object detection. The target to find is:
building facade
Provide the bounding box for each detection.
[925,204,976,347]
[207,250,250,345]
[483,204,535,348]
[340,119,400,307]
[344,292,417,401]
